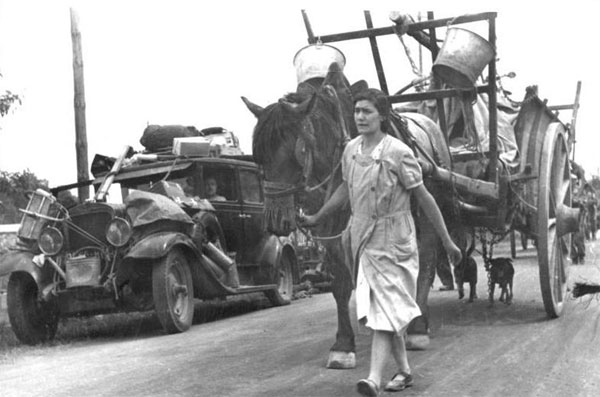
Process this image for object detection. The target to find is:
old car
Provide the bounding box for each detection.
[0,146,297,345]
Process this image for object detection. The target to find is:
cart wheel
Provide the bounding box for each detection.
[537,123,574,318]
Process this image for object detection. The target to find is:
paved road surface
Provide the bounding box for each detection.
[2,239,600,396]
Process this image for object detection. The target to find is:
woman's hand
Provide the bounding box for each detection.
[298,213,320,227]
[444,240,463,267]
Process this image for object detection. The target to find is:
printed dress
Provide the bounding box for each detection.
[342,134,423,334]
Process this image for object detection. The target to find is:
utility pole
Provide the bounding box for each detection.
[70,8,90,201]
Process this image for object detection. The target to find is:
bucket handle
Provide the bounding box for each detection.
[445,14,476,28]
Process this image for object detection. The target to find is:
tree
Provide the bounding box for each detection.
[0,73,21,117]
[590,175,600,192]
[0,90,20,117]
[0,170,49,224]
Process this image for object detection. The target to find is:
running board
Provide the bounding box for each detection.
[230,284,277,295]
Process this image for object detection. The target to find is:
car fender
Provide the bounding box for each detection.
[255,234,282,267]
[0,250,53,287]
[125,232,201,260]
[256,234,297,275]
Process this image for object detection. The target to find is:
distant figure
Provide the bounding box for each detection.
[205,176,226,201]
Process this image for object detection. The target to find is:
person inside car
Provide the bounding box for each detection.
[205,176,226,201]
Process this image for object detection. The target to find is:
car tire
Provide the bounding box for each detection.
[265,250,294,306]
[7,272,59,345]
[152,248,195,334]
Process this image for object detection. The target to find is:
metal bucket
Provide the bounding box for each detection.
[293,43,346,84]
[432,27,495,88]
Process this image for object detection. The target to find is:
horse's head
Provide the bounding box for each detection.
[243,62,359,236]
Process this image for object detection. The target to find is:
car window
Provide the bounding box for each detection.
[169,176,196,196]
[239,169,262,204]
[202,168,237,202]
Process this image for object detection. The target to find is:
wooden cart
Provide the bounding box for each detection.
[301,11,582,318]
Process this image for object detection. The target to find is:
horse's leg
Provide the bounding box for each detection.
[406,215,439,350]
[324,243,356,369]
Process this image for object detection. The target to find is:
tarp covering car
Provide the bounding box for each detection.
[125,190,194,228]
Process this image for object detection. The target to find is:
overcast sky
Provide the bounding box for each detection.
[0,0,597,187]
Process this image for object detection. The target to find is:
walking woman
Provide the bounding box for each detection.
[301,88,461,396]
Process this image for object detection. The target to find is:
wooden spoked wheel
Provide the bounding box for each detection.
[537,122,573,318]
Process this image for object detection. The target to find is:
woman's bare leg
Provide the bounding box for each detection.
[367,330,393,384]
[391,332,411,374]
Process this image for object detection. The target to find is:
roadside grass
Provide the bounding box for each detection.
[0,294,272,363]
[0,311,160,364]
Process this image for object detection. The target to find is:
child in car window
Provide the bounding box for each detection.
[205,176,226,201]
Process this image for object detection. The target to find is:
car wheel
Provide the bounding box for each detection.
[265,250,294,306]
[7,272,59,345]
[152,248,194,333]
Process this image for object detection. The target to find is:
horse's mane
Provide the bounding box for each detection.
[252,85,342,166]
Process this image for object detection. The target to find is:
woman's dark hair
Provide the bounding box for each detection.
[353,88,391,133]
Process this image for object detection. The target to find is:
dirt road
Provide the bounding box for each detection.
[2,239,600,397]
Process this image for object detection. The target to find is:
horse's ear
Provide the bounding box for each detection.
[350,80,369,97]
[241,96,264,118]
[280,93,317,118]
[323,62,349,91]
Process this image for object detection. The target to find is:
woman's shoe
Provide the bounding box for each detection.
[384,371,413,392]
[356,378,380,396]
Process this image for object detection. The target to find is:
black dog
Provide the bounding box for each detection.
[486,257,514,305]
[453,237,478,302]
[454,256,478,302]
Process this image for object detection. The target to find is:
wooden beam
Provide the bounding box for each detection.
[307,12,497,44]
[388,84,491,104]
[427,11,448,140]
[547,104,577,111]
[569,80,582,161]
[70,8,90,201]
[364,11,388,94]
[487,16,498,182]
[301,10,316,43]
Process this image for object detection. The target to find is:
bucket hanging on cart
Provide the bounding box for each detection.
[293,43,346,84]
[432,27,495,88]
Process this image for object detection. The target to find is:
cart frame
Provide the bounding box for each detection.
[300,10,582,317]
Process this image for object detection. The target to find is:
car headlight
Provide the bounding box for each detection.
[38,226,64,255]
[106,217,132,247]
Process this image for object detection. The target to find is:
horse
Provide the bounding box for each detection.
[242,62,464,368]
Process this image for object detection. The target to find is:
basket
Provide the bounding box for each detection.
[432,27,495,88]
[17,189,62,240]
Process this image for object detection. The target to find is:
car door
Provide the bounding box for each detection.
[239,167,265,259]
[200,165,243,256]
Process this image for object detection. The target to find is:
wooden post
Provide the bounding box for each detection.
[301,10,316,43]
[570,81,582,161]
[364,11,388,95]
[427,12,448,142]
[70,8,90,201]
[487,15,498,183]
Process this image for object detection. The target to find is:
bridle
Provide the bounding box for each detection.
[263,85,350,203]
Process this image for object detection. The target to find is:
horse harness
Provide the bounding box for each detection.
[263,85,350,202]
